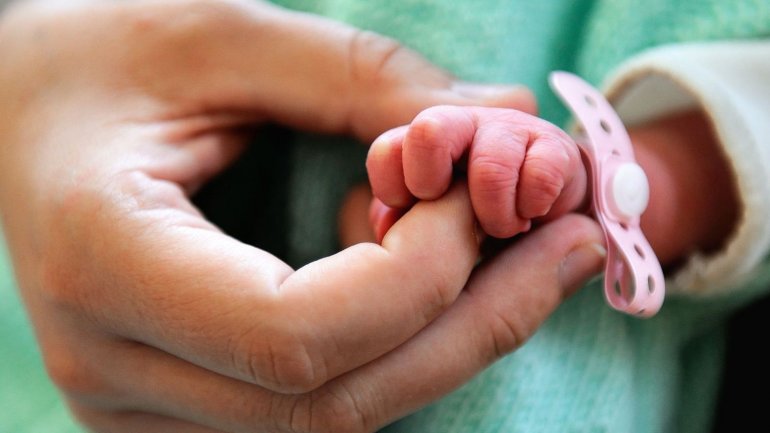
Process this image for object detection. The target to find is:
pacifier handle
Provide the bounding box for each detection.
[549,71,665,317]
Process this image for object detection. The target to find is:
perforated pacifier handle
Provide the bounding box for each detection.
[549,71,665,317]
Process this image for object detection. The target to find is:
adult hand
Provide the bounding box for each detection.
[0,1,602,432]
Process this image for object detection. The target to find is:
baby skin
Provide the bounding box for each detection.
[341,105,739,268]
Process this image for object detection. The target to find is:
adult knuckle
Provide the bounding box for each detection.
[265,342,322,393]
[473,298,532,364]
[395,258,461,327]
[236,327,327,394]
[344,30,452,138]
[421,271,460,321]
[348,30,406,85]
[348,27,452,90]
[488,309,525,359]
[304,386,371,433]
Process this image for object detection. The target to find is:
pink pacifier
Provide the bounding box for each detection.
[549,71,665,317]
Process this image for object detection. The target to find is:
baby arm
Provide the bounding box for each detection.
[629,110,738,266]
[367,106,588,240]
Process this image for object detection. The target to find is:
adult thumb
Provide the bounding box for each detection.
[156,0,536,141]
[336,30,537,141]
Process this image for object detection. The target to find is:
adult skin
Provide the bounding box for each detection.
[0,1,604,432]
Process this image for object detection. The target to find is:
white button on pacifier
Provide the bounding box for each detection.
[610,162,649,220]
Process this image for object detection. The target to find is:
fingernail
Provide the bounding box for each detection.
[451,82,527,99]
[558,243,606,296]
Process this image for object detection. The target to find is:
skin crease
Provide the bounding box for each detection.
[341,110,740,270]
[0,1,608,432]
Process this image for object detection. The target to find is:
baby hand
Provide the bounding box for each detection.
[367,106,588,239]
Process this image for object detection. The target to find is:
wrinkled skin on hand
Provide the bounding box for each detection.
[0,1,604,432]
